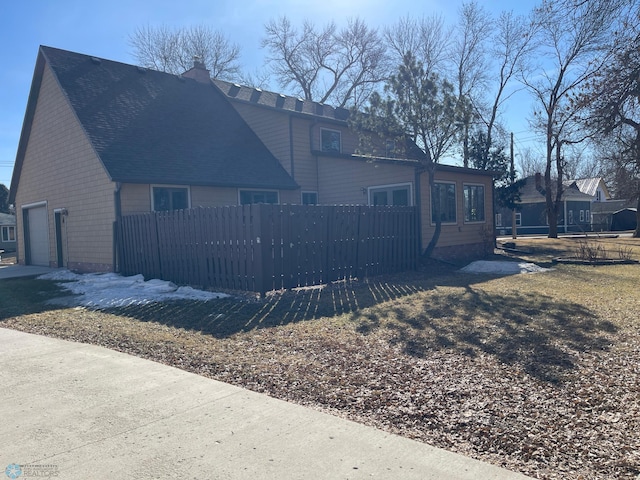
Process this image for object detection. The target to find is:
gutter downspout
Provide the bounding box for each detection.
[289,114,295,180]
[113,182,122,272]
[415,166,424,255]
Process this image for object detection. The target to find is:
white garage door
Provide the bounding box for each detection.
[27,206,49,266]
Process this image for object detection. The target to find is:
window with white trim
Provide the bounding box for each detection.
[320,128,341,153]
[431,182,456,223]
[152,186,189,211]
[369,183,411,206]
[515,212,522,226]
[239,190,279,205]
[580,210,585,222]
[463,184,485,222]
[1,226,16,242]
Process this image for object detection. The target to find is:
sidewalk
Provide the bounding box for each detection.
[0,328,533,480]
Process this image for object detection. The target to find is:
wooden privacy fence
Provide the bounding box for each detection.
[118,204,418,296]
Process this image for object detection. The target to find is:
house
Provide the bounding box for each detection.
[0,212,16,253]
[496,173,593,235]
[9,46,495,272]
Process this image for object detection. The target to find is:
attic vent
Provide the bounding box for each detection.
[90,57,102,65]
[295,98,304,112]
[316,103,324,115]
[233,83,242,88]
[275,94,286,108]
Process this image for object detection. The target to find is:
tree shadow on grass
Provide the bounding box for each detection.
[352,285,617,383]
[0,277,69,320]
[97,268,616,384]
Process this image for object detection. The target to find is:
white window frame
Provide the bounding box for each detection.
[431,181,457,225]
[238,189,280,205]
[580,210,585,222]
[320,128,342,154]
[151,185,191,212]
[301,191,318,205]
[1,225,16,242]
[515,212,522,227]
[463,183,486,223]
[367,182,413,206]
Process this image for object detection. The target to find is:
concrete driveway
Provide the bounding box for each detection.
[0,264,54,279]
[0,328,533,480]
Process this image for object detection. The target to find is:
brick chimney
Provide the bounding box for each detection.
[182,56,210,83]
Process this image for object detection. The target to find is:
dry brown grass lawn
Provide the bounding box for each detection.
[2,237,639,479]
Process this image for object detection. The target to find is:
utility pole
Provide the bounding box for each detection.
[510,132,517,239]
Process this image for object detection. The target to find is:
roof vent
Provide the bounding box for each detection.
[229,84,241,97]
[250,89,262,103]
[137,66,147,73]
[90,57,102,65]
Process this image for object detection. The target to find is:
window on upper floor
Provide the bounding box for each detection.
[239,190,279,205]
[321,128,341,154]
[385,139,396,158]
[152,186,189,212]
[369,183,412,206]
[431,182,457,224]
[463,184,485,222]
[1,226,15,242]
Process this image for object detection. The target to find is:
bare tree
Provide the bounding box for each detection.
[129,25,242,80]
[385,14,452,76]
[517,146,546,178]
[262,16,388,109]
[479,10,537,171]
[450,1,492,166]
[583,3,640,235]
[523,0,624,238]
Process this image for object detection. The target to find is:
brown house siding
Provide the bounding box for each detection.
[318,157,416,205]
[421,169,494,260]
[14,65,116,271]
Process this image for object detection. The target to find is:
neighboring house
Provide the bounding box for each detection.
[572,177,611,203]
[496,174,592,235]
[0,212,17,252]
[9,46,495,272]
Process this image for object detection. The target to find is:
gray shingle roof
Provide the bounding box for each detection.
[38,46,298,189]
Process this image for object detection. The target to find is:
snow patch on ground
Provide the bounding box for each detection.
[460,260,550,275]
[38,270,229,309]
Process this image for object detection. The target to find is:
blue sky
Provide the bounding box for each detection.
[0,0,538,189]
